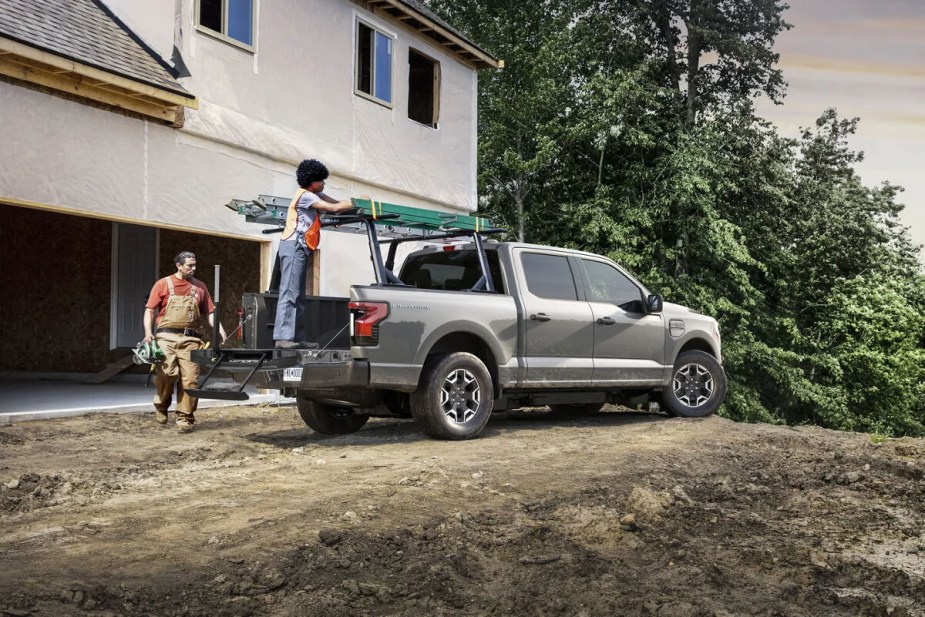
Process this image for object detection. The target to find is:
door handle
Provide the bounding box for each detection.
[530,313,552,322]
[596,317,616,326]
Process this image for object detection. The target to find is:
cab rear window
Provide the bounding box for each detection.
[399,249,505,293]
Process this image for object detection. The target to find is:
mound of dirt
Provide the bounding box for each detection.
[0,406,922,616]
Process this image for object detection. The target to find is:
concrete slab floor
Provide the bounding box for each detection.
[0,373,294,425]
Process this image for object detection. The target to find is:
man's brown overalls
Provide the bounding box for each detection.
[153,277,205,427]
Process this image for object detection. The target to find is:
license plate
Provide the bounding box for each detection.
[283,368,303,382]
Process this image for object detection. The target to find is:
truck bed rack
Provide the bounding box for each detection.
[187,196,505,401]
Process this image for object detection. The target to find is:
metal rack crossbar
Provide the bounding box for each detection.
[226,194,505,288]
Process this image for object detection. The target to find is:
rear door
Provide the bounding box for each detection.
[111,223,157,348]
[515,249,593,387]
[578,258,665,385]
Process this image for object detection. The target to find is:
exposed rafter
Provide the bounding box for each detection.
[0,37,197,125]
[365,0,502,70]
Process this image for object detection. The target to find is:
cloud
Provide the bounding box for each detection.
[777,53,925,79]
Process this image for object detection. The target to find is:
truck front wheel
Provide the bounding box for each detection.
[662,350,726,418]
[410,352,493,440]
[297,397,370,435]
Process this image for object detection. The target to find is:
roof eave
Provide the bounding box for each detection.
[0,36,197,125]
[366,0,502,69]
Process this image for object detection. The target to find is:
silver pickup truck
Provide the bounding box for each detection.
[224,238,725,440]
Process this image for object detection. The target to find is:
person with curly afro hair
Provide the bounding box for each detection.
[274,159,357,349]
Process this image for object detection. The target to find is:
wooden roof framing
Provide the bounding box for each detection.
[365,0,503,69]
[0,37,197,126]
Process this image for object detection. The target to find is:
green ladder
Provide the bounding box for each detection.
[226,195,494,234]
[352,198,493,233]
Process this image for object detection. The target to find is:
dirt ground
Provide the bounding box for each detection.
[1,405,923,617]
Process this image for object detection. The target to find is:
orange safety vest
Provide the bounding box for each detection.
[280,188,321,250]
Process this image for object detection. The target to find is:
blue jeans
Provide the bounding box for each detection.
[273,239,309,342]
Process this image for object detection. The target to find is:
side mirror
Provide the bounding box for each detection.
[646,294,663,314]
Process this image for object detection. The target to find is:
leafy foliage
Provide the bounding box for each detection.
[428,0,925,436]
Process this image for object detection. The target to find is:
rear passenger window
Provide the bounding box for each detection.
[520,253,578,301]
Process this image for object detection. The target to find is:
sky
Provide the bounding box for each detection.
[756,0,925,253]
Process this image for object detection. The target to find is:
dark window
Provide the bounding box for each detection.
[408,49,439,127]
[521,253,578,301]
[198,0,253,46]
[582,259,642,311]
[399,249,505,293]
[356,22,392,104]
[200,0,222,33]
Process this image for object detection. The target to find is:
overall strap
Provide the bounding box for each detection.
[187,278,200,299]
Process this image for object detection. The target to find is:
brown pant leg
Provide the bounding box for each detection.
[153,335,181,411]
[174,336,202,424]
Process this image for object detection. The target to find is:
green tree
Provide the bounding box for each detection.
[593,0,791,125]
[430,0,577,241]
[428,0,925,436]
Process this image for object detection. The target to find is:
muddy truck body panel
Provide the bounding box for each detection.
[349,284,519,391]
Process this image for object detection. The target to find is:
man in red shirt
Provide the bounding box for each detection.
[143,251,226,433]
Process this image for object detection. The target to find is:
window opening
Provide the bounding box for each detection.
[408,49,439,127]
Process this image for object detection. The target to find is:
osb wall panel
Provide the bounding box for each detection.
[0,205,120,373]
[0,206,263,373]
[157,230,261,346]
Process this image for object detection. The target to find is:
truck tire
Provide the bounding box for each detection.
[297,398,369,435]
[410,352,493,440]
[662,350,726,418]
[549,402,604,416]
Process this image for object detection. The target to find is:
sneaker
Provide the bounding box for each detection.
[177,423,194,434]
[155,409,168,425]
[296,341,320,349]
[274,340,301,350]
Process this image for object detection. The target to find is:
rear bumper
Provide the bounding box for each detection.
[191,348,369,391]
[261,358,370,390]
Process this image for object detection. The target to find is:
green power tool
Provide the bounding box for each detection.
[132,340,166,365]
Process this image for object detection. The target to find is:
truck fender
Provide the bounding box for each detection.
[413,320,511,373]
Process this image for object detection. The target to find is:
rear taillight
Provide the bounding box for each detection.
[348,301,389,346]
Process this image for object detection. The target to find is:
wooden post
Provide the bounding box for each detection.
[309,248,321,296]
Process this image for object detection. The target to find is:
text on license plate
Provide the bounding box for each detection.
[283,368,303,382]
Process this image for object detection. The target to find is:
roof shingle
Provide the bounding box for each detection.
[0,0,190,97]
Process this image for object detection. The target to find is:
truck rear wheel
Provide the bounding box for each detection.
[662,350,726,418]
[297,398,369,435]
[410,352,493,440]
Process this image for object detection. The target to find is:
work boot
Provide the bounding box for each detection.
[155,408,168,425]
[177,423,194,434]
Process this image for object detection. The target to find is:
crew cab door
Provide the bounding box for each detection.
[515,249,593,387]
[578,258,665,385]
